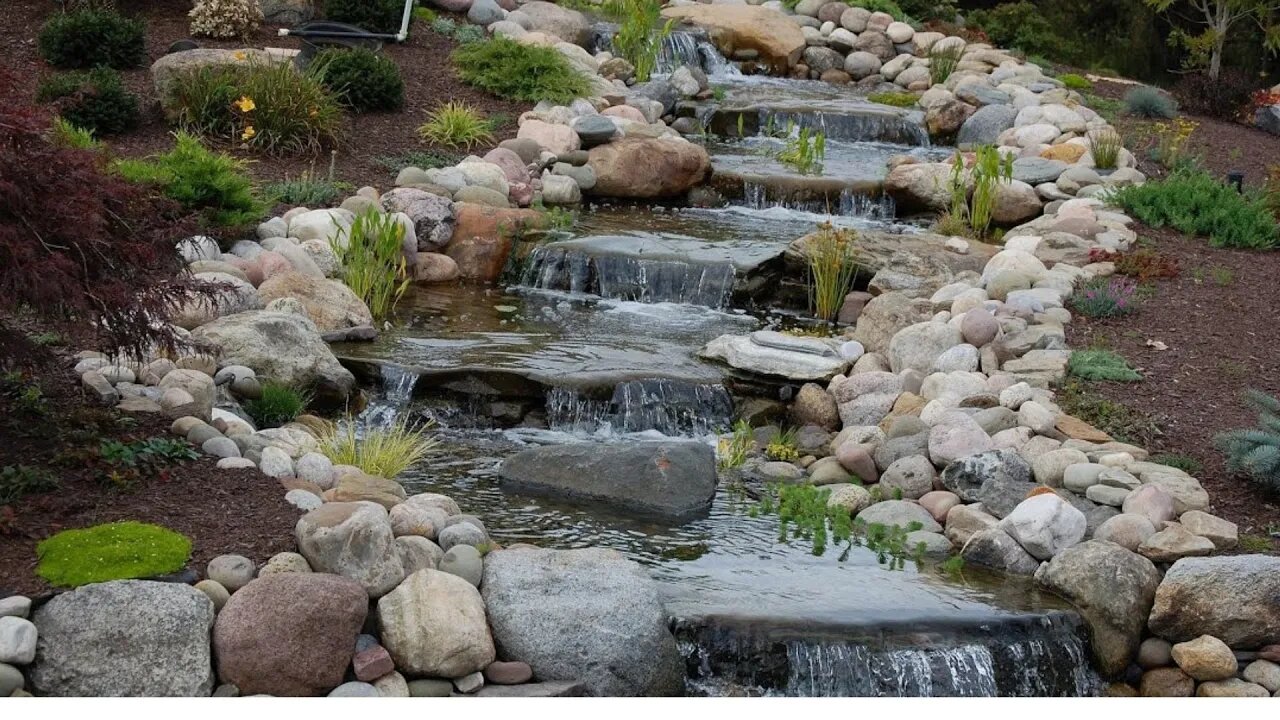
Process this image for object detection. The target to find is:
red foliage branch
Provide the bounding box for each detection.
[0,96,217,359]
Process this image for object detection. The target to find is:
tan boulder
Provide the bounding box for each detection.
[257,271,372,333]
[662,5,805,70]
[587,137,711,199]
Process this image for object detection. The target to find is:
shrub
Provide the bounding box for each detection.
[165,60,344,154]
[320,416,440,478]
[330,207,410,320]
[453,38,591,104]
[0,98,215,357]
[1123,85,1177,119]
[244,381,311,428]
[1150,117,1198,169]
[928,43,963,85]
[1111,166,1279,250]
[36,521,192,587]
[1068,349,1142,382]
[867,91,918,108]
[0,465,59,505]
[418,101,495,149]
[36,67,139,136]
[1173,69,1257,121]
[189,0,263,39]
[38,8,145,70]
[48,116,100,150]
[967,1,1063,59]
[1059,73,1092,91]
[452,24,486,44]
[847,0,905,20]
[1217,389,1280,495]
[1070,276,1138,318]
[312,47,405,113]
[1088,127,1122,170]
[806,222,859,322]
[322,0,403,32]
[114,132,265,228]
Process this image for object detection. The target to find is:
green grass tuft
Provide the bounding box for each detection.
[37,521,192,588]
[243,381,311,429]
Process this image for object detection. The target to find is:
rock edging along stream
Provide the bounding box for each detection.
[5,1,1275,699]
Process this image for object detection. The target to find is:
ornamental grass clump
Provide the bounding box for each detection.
[329,207,410,321]
[1216,390,1280,495]
[243,381,311,428]
[36,521,192,588]
[928,44,964,85]
[1069,276,1138,318]
[806,222,860,322]
[417,102,495,149]
[320,416,440,478]
[1123,85,1177,119]
[1088,128,1122,170]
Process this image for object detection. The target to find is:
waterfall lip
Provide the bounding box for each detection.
[537,234,785,273]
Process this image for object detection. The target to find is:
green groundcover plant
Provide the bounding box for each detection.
[37,521,192,587]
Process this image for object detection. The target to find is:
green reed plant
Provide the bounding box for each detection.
[776,124,826,174]
[928,44,964,85]
[603,0,674,83]
[1088,128,1122,170]
[717,419,753,471]
[948,146,1012,238]
[330,207,411,321]
[417,101,495,149]
[806,222,860,322]
[243,381,311,428]
[320,416,441,478]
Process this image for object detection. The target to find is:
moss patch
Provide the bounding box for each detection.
[36,521,192,588]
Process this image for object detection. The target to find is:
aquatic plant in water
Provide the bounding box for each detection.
[806,222,860,323]
[750,484,927,567]
[717,419,753,471]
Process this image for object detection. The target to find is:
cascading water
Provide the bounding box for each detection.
[674,614,1101,697]
[740,181,896,220]
[756,108,931,146]
[592,25,741,78]
[520,245,738,309]
[546,379,733,436]
[358,363,418,428]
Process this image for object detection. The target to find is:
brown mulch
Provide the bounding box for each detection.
[1066,225,1280,543]
[0,320,298,599]
[1,0,528,189]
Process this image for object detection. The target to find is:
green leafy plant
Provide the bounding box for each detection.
[99,437,200,469]
[604,0,675,83]
[717,419,753,471]
[48,117,100,150]
[312,47,405,113]
[244,381,311,429]
[319,416,440,478]
[322,0,403,32]
[1123,86,1178,118]
[165,59,344,154]
[417,101,496,149]
[948,145,1013,238]
[0,465,59,505]
[1059,73,1093,90]
[431,16,457,35]
[36,521,193,588]
[1088,127,1122,170]
[967,1,1066,62]
[1112,166,1279,250]
[1068,349,1142,382]
[114,132,265,228]
[37,68,140,136]
[1217,390,1280,495]
[751,483,926,566]
[805,222,860,323]
[764,427,800,462]
[847,0,906,20]
[330,206,411,320]
[1070,276,1139,318]
[775,124,826,174]
[263,154,351,206]
[451,23,486,44]
[928,43,964,85]
[1,371,48,416]
[453,37,591,104]
[867,91,918,108]
[38,8,146,69]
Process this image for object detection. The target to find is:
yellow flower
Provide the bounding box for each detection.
[241,125,256,141]
[309,106,318,118]
[233,51,247,62]
[234,96,256,113]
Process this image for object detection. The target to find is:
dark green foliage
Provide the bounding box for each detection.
[38,8,145,70]
[968,2,1065,59]
[1173,69,1258,121]
[36,521,192,587]
[114,133,265,228]
[1112,166,1279,250]
[1123,85,1177,118]
[263,173,352,206]
[1068,349,1142,382]
[99,437,199,468]
[321,0,403,32]
[452,38,591,104]
[312,48,405,113]
[376,149,461,174]
[0,465,59,505]
[36,68,139,136]
[1217,390,1280,495]
[846,0,906,21]
[1149,453,1203,475]
[244,382,311,428]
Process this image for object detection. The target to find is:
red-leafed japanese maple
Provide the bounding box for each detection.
[0,99,215,358]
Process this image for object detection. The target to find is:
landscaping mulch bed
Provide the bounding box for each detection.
[1066,225,1280,545]
[2,0,528,190]
[0,321,298,599]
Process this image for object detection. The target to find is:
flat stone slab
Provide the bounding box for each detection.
[700,331,849,381]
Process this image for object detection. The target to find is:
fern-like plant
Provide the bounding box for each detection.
[1068,349,1142,382]
[1216,389,1280,495]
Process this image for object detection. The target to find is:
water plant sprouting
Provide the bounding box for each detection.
[946,145,1013,239]
[806,222,860,323]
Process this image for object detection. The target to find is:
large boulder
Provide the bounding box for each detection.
[1035,540,1161,676]
[661,5,805,70]
[189,310,355,403]
[516,1,592,46]
[481,548,683,696]
[31,581,215,696]
[884,162,957,213]
[257,271,372,333]
[499,441,716,521]
[381,188,455,251]
[151,49,275,115]
[999,492,1086,560]
[852,292,933,354]
[588,138,711,199]
[956,104,1018,147]
[213,574,367,696]
[1148,555,1280,648]
[887,321,962,373]
[377,570,495,678]
[939,448,1036,518]
[295,502,406,597]
[172,272,262,329]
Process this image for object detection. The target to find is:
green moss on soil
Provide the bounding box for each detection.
[36,520,192,588]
